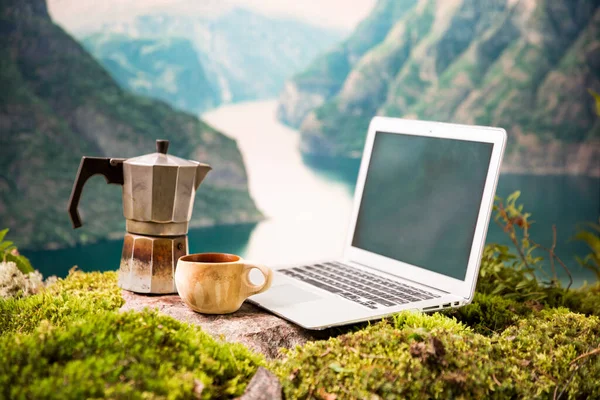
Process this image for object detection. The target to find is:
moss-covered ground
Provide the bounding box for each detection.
[1,261,599,399]
[0,271,265,399]
[275,308,600,399]
[2,193,600,399]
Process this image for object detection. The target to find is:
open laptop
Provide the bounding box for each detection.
[250,116,506,330]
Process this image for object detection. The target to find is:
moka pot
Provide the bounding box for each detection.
[67,139,211,293]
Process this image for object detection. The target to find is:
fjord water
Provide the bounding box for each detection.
[26,101,599,286]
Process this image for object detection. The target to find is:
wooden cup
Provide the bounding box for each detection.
[175,252,273,314]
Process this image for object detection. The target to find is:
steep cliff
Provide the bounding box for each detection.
[0,0,262,249]
[279,0,600,176]
[277,0,419,127]
[82,34,219,114]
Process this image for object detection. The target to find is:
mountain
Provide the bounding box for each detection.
[278,0,600,176]
[60,8,343,106]
[81,33,220,114]
[277,0,419,127]
[0,0,262,250]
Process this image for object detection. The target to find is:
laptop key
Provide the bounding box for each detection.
[302,279,342,293]
[375,299,396,307]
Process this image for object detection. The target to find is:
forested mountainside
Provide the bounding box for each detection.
[0,0,261,249]
[278,0,600,176]
[82,34,219,114]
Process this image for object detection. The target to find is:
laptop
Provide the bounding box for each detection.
[250,116,506,330]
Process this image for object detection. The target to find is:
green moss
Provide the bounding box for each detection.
[0,309,264,399]
[0,270,264,399]
[445,293,535,335]
[0,270,123,336]
[392,309,468,333]
[273,310,600,399]
[495,309,600,398]
[558,282,600,316]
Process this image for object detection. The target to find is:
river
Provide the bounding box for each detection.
[26,100,599,287]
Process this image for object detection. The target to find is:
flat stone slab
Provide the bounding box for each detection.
[120,290,316,359]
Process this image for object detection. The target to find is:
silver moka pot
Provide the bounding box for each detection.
[67,139,211,294]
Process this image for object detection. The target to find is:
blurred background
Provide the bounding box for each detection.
[1,0,598,285]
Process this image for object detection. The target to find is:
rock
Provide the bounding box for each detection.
[276,81,328,128]
[236,367,282,400]
[120,290,316,359]
[0,261,46,298]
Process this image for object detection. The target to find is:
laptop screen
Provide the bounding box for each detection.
[351,131,494,280]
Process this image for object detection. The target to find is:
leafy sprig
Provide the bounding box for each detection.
[0,229,33,274]
[574,220,600,281]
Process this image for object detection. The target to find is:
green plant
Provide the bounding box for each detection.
[477,242,546,301]
[0,228,33,274]
[446,192,600,335]
[492,191,573,292]
[574,219,600,281]
[447,274,600,337]
[575,90,600,280]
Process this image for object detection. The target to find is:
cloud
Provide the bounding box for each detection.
[226,0,377,29]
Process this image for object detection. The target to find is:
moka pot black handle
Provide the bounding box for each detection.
[68,157,125,229]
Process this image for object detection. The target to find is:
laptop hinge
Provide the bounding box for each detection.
[351,261,451,295]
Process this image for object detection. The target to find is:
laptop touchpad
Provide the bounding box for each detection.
[255,284,321,307]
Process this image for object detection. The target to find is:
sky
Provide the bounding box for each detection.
[47,0,377,31]
[226,0,376,29]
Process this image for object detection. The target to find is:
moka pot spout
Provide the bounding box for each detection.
[194,163,212,190]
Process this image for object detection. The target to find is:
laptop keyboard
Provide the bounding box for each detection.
[279,261,440,309]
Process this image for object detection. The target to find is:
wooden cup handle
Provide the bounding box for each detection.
[243,263,273,297]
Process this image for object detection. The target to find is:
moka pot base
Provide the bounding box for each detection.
[118,232,188,294]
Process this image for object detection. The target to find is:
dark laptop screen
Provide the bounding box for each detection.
[351,131,494,280]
